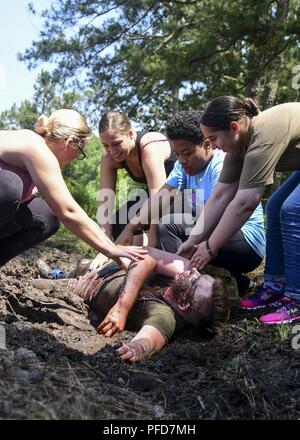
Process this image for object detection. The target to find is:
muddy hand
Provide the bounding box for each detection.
[96,302,127,337]
[116,339,152,362]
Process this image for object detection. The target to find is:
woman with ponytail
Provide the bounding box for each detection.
[178,96,300,325]
[97,111,175,246]
[0,110,146,268]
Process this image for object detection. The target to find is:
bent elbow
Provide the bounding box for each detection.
[211,189,233,208]
[238,199,258,216]
[56,206,79,225]
[213,183,238,206]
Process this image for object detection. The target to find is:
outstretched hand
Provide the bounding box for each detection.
[109,244,147,267]
[96,302,128,337]
[116,339,152,362]
[190,241,213,270]
[176,239,197,259]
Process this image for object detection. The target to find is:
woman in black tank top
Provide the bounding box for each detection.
[95,111,176,255]
[120,130,176,184]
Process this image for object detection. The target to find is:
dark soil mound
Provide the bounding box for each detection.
[0,239,299,420]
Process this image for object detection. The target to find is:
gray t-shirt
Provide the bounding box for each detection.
[219,102,300,188]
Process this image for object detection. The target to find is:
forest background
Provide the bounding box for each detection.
[1,0,300,236]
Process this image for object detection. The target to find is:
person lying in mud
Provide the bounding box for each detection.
[68,248,232,362]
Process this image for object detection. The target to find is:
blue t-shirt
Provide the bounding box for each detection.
[165,150,265,258]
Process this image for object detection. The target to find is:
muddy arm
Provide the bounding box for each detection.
[113,247,191,313]
[97,254,157,337]
[146,247,190,277]
[97,248,190,337]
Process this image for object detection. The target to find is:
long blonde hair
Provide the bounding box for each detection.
[34,109,91,141]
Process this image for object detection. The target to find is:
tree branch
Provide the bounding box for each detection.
[240,40,291,91]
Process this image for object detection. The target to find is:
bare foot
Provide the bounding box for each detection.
[116,338,152,362]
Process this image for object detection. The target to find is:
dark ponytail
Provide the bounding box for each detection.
[243,98,260,118]
[201,96,260,131]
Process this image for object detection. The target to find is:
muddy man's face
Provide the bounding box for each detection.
[171,269,200,311]
[170,269,214,327]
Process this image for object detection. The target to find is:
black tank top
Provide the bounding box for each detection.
[121,131,176,184]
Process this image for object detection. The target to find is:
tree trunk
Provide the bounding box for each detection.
[266,0,288,194]
[245,76,261,104]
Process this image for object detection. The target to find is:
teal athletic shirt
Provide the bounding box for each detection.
[165,149,265,259]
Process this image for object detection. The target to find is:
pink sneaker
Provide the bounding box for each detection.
[259,299,300,324]
[240,281,284,310]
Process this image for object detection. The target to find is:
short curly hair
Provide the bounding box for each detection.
[166,110,204,144]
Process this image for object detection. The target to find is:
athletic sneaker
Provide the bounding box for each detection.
[49,268,66,279]
[269,296,292,308]
[260,299,300,324]
[240,281,285,310]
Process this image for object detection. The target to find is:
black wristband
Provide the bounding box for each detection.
[206,240,217,258]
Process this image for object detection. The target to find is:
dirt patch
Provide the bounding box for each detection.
[0,239,299,420]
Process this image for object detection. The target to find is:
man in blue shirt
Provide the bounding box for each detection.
[156,110,265,295]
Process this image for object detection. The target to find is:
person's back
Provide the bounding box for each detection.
[238,103,300,189]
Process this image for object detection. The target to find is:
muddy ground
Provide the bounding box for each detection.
[0,237,299,420]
